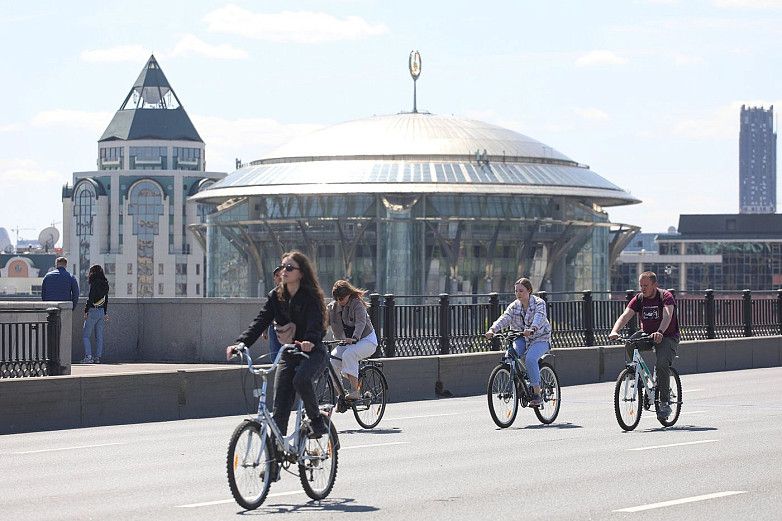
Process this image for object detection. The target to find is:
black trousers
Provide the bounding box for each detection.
[272,343,328,435]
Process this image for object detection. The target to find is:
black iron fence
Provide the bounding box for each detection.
[0,308,62,378]
[367,289,782,357]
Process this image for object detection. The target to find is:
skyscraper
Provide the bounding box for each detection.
[739,105,776,214]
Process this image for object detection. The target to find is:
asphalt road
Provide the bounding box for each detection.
[2,367,781,520]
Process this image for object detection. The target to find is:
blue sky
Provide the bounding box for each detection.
[1,0,780,246]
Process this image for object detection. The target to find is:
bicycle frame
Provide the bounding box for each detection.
[237,344,313,464]
[624,348,655,406]
[496,332,534,404]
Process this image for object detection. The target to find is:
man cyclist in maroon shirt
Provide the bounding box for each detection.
[609,271,680,420]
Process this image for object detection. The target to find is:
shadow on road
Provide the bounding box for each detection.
[514,422,584,430]
[645,424,718,432]
[242,497,379,515]
[338,427,402,435]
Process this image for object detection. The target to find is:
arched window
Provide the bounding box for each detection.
[74,183,97,237]
[128,180,165,297]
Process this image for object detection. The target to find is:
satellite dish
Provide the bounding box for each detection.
[38,227,60,252]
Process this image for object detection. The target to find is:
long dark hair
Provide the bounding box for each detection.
[88,264,107,284]
[276,251,328,332]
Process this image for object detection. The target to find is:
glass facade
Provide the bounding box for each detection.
[173,147,202,170]
[99,147,124,170]
[74,183,96,291]
[128,181,164,297]
[205,193,612,297]
[129,146,167,170]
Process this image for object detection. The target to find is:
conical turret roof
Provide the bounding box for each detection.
[99,55,203,143]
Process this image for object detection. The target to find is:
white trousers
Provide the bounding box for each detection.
[330,330,378,378]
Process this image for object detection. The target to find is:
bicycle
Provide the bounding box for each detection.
[486,329,561,428]
[225,343,340,510]
[613,333,682,431]
[315,339,389,429]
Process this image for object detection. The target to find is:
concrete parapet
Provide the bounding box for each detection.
[1,335,780,435]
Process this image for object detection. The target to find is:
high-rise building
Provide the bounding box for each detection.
[739,105,776,214]
[62,55,225,297]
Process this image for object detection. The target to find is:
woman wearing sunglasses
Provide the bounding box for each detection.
[327,280,378,399]
[231,251,330,439]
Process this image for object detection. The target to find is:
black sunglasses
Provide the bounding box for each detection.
[278,264,300,272]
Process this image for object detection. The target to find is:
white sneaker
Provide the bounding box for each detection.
[81,356,93,364]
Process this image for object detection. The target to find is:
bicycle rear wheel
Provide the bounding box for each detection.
[227,420,274,510]
[487,364,518,428]
[614,368,643,431]
[533,364,561,424]
[298,420,339,499]
[656,367,682,427]
[352,365,388,429]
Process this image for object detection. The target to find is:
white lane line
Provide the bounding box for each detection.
[682,410,706,414]
[684,388,704,393]
[613,490,746,512]
[385,412,461,421]
[342,441,409,450]
[627,439,718,451]
[176,490,303,508]
[11,442,124,454]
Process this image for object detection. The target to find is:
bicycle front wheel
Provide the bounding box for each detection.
[227,420,274,510]
[487,364,518,428]
[533,363,561,424]
[614,368,643,431]
[352,366,388,429]
[298,420,339,500]
[657,367,682,427]
[314,368,337,413]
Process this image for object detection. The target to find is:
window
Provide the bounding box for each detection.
[173,147,202,170]
[159,263,164,275]
[127,263,133,274]
[129,146,167,170]
[196,283,200,295]
[176,263,187,275]
[74,183,96,237]
[176,283,187,296]
[104,263,116,275]
[99,147,124,170]
[127,283,133,295]
[158,283,164,295]
[196,264,200,275]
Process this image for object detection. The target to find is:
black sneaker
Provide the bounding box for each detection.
[308,418,329,439]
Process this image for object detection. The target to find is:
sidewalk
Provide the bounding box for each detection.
[69,361,229,377]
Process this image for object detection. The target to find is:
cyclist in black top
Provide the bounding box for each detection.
[231,251,330,438]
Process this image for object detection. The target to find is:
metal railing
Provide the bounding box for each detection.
[367,289,782,357]
[0,308,62,378]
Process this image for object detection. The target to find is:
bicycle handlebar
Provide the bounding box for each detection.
[229,342,309,376]
[614,333,654,345]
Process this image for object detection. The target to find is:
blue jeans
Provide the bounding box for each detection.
[83,308,105,358]
[513,337,550,387]
[268,325,281,361]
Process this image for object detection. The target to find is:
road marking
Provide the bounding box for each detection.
[682,410,705,414]
[342,441,409,450]
[11,442,124,454]
[613,490,746,512]
[176,490,303,508]
[684,388,704,393]
[627,439,718,451]
[385,412,461,421]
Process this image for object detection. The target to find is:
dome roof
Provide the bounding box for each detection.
[260,112,572,162]
[193,112,639,207]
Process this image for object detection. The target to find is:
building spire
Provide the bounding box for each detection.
[409,50,421,114]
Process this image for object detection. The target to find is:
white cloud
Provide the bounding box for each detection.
[0,159,61,183]
[672,52,705,66]
[573,107,610,122]
[168,34,248,60]
[203,4,389,43]
[192,115,324,171]
[713,0,782,8]
[671,100,780,140]
[575,50,627,67]
[31,110,112,134]
[0,123,20,132]
[81,45,150,63]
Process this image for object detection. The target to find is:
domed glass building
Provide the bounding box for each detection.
[192,112,639,297]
